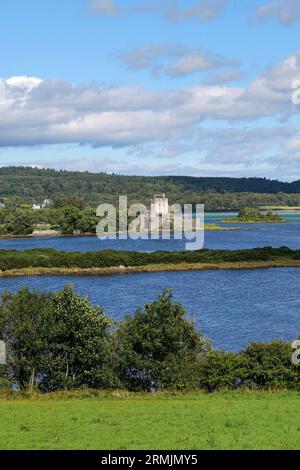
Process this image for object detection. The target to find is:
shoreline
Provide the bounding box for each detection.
[1,259,300,277]
[223,219,286,224]
[0,226,246,241]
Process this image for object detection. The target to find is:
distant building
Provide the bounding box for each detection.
[32,199,51,210]
[42,199,51,208]
[149,193,170,232]
[151,193,169,217]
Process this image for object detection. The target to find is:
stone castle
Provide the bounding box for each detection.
[140,194,170,232]
[151,193,169,217]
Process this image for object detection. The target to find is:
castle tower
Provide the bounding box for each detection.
[151,193,169,217]
[150,194,169,232]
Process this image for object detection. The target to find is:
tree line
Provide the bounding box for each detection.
[0,287,299,393]
[0,203,99,236]
[1,167,300,209]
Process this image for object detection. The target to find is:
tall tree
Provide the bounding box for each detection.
[115,290,208,391]
[0,286,115,391]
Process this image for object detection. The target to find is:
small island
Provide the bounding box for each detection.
[223,208,286,224]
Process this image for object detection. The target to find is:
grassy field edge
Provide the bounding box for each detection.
[1,390,300,450]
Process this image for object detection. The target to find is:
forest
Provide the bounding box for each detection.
[1,166,300,209]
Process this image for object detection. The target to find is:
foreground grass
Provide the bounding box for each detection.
[0,391,300,450]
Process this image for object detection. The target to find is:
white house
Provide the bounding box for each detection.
[42,199,51,208]
[32,199,51,210]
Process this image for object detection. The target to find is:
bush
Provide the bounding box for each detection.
[0,246,298,271]
[242,341,300,390]
[5,209,34,235]
[0,288,53,390]
[114,290,208,391]
[0,286,117,392]
[198,351,246,392]
[0,365,9,389]
[1,286,300,394]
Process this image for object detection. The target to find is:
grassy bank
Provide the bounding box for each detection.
[1,259,300,277]
[0,390,299,450]
[261,206,300,211]
[223,219,286,224]
[0,246,300,276]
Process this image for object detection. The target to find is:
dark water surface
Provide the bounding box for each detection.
[0,212,299,252]
[0,268,299,352]
[0,212,299,351]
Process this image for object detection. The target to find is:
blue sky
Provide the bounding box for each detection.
[0,0,300,179]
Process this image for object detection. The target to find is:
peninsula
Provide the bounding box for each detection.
[0,246,299,277]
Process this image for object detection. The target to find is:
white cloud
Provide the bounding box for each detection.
[119,44,174,72]
[90,0,120,15]
[168,50,239,77]
[164,0,227,22]
[6,76,42,91]
[0,51,299,179]
[204,70,243,85]
[252,0,300,26]
[119,44,239,78]
[91,0,227,22]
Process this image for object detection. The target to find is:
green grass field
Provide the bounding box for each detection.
[0,391,300,450]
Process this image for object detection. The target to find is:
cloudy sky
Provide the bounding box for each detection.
[1,0,300,179]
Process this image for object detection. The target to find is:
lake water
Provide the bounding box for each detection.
[0,268,299,352]
[0,211,299,351]
[0,211,299,252]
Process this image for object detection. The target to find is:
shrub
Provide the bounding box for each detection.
[1,285,300,394]
[0,288,53,390]
[0,246,298,271]
[0,286,117,392]
[5,209,34,235]
[242,341,300,390]
[0,365,9,389]
[198,351,246,392]
[114,290,208,391]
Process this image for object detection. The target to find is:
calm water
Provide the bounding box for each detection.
[0,211,299,351]
[0,268,299,352]
[0,211,299,252]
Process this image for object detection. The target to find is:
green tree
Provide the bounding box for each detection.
[0,286,116,391]
[198,351,246,392]
[0,288,52,390]
[242,341,300,390]
[57,207,83,234]
[53,196,85,210]
[6,209,34,235]
[77,208,98,234]
[45,286,115,391]
[238,208,261,219]
[114,290,208,391]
